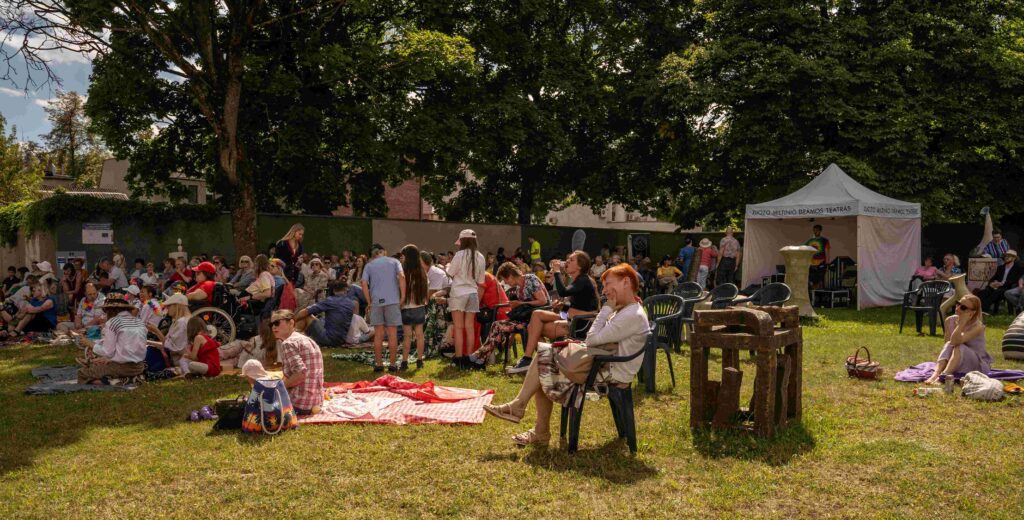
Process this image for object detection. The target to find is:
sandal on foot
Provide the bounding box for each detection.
[483,403,523,424]
[512,429,550,447]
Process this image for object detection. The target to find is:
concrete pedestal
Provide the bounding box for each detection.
[940,274,971,316]
[781,246,817,317]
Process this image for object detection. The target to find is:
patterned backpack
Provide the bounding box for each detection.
[242,379,299,435]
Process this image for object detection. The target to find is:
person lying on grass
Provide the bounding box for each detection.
[179,316,222,377]
[76,297,148,385]
[924,294,992,385]
[483,263,649,447]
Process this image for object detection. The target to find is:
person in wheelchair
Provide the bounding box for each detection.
[186,261,218,306]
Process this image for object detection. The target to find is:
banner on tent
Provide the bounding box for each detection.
[746,202,919,219]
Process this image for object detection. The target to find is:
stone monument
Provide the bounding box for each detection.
[780,245,817,317]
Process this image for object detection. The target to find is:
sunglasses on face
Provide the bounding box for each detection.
[957,303,975,311]
[271,319,291,328]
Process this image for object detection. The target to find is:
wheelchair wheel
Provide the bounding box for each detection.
[191,306,236,344]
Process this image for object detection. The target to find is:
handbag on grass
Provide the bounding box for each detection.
[213,395,248,430]
[845,346,883,380]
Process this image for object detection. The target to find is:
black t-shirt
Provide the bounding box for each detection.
[553,273,600,312]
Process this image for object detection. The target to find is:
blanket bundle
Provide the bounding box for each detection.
[894,362,1024,383]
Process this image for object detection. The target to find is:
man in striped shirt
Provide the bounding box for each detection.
[984,229,1011,266]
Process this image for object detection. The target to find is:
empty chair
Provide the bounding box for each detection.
[707,283,739,309]
[641,294,684,392]
[732,282,792,307]
[900,280,953,336]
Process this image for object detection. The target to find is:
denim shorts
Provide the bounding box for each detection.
[369,303,402,327]
[448,292,480,313]
[401,306,426,325]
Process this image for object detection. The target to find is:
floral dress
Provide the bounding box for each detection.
[475,274,545,359]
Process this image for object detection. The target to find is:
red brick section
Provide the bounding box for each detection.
[332,179,434,219]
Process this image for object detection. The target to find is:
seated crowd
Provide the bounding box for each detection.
[1,226,664,419]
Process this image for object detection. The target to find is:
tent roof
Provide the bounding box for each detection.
[745,164,920,219]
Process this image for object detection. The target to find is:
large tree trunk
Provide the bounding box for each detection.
[517,175,535,225]
[230,177,259,257]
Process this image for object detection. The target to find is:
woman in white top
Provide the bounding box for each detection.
[446,229,486,368]
[484,263,650,446]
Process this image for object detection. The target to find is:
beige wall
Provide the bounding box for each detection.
[0,231,56,271]
[100,159,207,204]
[371,219,521,256]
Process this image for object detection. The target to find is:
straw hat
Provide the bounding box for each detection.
[102,297,135,312]
[1005,250,1018,260]
[163,293,188,307]
[699,238,712,248]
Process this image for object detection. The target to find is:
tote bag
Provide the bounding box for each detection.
[242,379,299,435]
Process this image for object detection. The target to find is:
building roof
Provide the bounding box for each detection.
[38,189,131,200]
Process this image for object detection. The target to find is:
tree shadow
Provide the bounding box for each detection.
[0,344,260,476]
[479,438,658,484]
[690,422,816,466]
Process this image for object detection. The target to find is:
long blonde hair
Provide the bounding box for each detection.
[280,223,305,243]
[165,303,190,320]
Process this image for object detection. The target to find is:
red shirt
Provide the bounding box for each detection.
[195,334,222,377]
[187,280,216,305]
[480,273,510,320]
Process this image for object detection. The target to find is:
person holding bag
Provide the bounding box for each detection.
[483,264,649,447]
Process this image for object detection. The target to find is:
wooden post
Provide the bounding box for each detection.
[754,348,777,437]
[713,367,743,428]
[774,353,792,428]
[690,343,706,429]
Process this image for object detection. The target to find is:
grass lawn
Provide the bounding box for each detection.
[1,306,1023,519]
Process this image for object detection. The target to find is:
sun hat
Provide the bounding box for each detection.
[164,293,188,307]
[238,255,252,265]
[242,359,270,381]
[36,261,53,273]
[1006,250,1018,259]
[125,285,141,296]
[456,229,477,245]
[194,261,217,275]
[102,297,135,311]
[310,257,323,266]
[699,238,712,248]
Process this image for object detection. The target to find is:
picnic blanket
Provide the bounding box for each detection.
[25,365,138,395]
[299,375,493,426]
[894,362,1024,383]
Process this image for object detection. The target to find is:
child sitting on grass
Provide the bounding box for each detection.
[180,316,222,377]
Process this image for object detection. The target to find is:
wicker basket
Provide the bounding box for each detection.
[845,346,883,380]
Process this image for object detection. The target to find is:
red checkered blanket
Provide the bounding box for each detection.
[299,375,494,426]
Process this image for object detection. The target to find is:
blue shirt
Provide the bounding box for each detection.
[306,295,356,346]
[31,297,57,326]
[678,245,695,276]
[361,256,403,306]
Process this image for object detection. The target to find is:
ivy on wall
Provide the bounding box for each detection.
[0,194,223,247]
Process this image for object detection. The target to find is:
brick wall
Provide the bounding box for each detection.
[332,179,433,219]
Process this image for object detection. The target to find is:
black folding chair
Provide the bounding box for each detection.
[560,327,652,454]
[707,283,739,309]
[732,282,792,307]
[900,280,952,336]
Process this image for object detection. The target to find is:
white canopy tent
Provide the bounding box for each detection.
[742,164,921,309]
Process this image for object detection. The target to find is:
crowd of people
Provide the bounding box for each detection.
[0,225,663,423]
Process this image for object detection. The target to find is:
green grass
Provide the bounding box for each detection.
[1,307,1023,519]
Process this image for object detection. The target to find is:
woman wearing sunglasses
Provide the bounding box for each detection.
[924,294,992,385]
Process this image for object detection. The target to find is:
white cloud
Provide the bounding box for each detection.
[33,98,51,107]
[0,86,27,97]
[0,30,93,66]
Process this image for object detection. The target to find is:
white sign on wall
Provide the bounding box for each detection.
[82,223,114,244]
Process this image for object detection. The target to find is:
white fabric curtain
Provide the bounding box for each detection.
[856,216,920,309]
[741,217,858,288]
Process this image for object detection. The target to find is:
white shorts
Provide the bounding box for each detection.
[448,293,480,313]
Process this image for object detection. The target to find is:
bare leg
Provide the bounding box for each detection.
[925,358,950,385]
[15,314,34,332]
[462,312,476,356]
[414,324,425,360]
[373,324,385,367]
[508,358,542,413]
[532,391,553,439]
[387,326,399,366]
[524,311,560,356]
[402,324,412,361]
[452,310,466,357]
[942,346,963,376]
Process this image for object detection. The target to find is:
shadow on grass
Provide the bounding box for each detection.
[691,422,815,466]
[0,344,256,476]
[479,438,658,484]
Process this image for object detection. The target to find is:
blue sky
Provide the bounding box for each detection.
[0,55,93,142]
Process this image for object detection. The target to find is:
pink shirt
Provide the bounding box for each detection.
[699,247,718,268]
[913,266,938,280]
